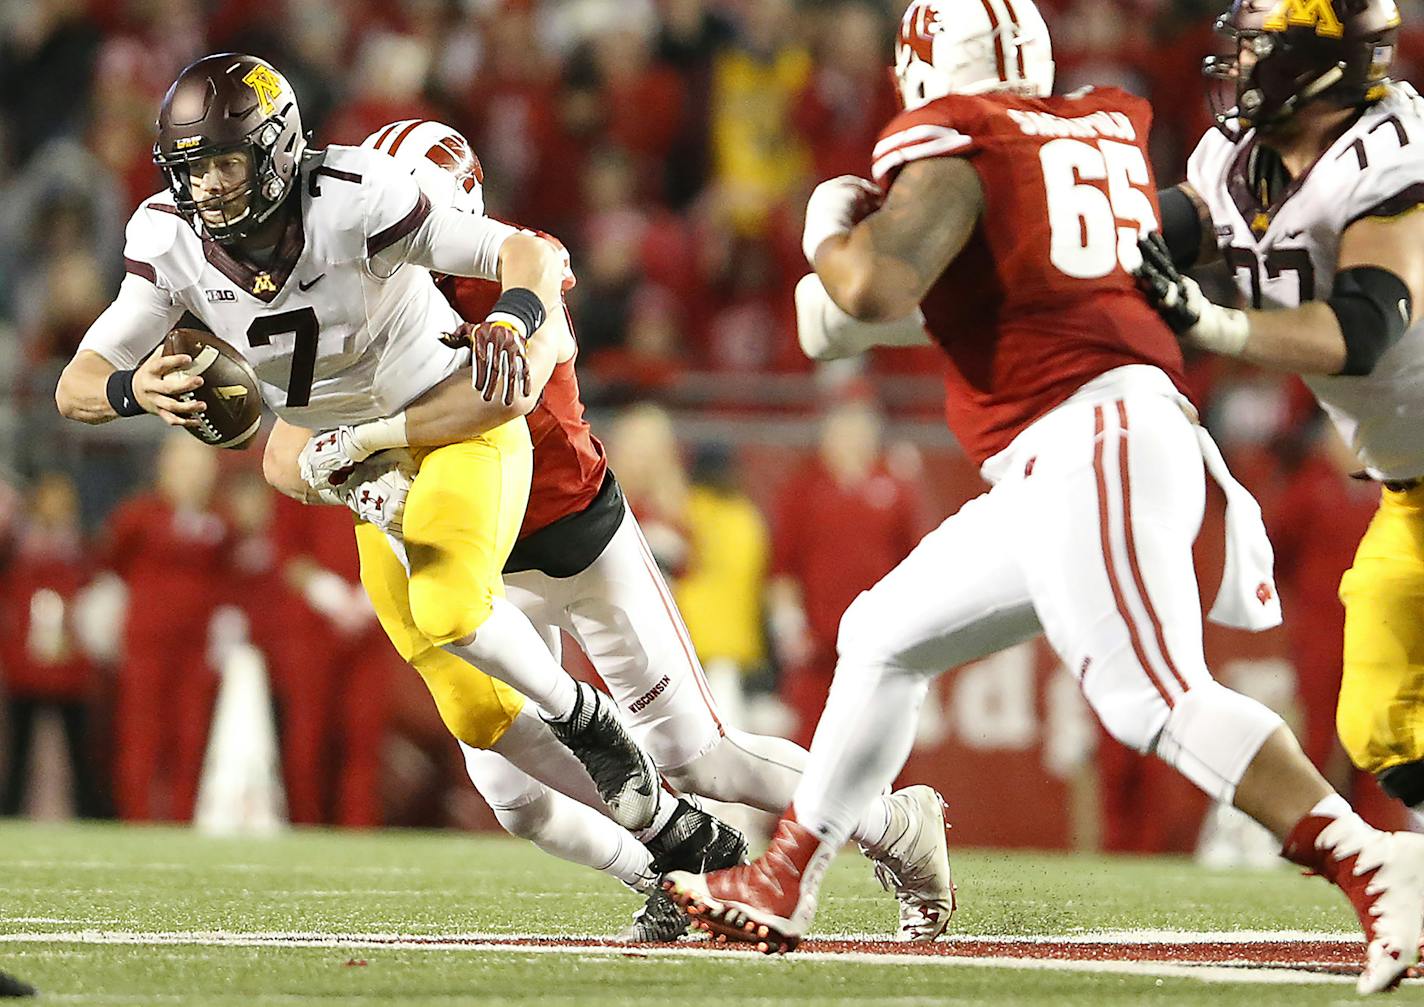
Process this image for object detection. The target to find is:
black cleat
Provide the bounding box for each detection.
[542,682,660,832]
[646,799,750,875]
[621,800,750,944]
[0,971,35,998]
[615,888,691,943]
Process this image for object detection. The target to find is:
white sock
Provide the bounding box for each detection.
[793,658,930,847]
[492,790,655,890]
[1309,794,1353,820]
[668,729,895,847]
[443,596,579,719]
[484,706,604,810]
[633,790,679,844]
[851,795,896,850]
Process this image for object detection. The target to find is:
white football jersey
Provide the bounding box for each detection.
[80,145,513,430]
[1188,83,1424,481]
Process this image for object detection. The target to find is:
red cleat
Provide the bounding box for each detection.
[1283,813,1424,994]
[663,812,837,954]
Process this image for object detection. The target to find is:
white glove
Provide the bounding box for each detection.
[802,175,882,266]
[795,273,929,360]
[339,449,417,536]
[299,415,409,489]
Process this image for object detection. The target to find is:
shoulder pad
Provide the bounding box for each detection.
[124,194,185,261]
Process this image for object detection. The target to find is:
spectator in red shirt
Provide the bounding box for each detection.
[270,494,397,828]
[0,471,100,817]
[768,391,927,745]
[103,434,228,822]
[792,2,899,183]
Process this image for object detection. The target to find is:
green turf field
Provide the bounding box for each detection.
[0,821,1393,1005]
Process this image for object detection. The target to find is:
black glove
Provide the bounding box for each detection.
[1133,232,1202,335]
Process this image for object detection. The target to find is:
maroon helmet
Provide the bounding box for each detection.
[153,53,306,242]
[1204,0,1401,138]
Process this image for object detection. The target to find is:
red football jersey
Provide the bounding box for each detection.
[437,276,607,537]
[871,87,1188,465]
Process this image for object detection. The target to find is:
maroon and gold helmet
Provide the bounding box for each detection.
[1204,0,1401,138]
[153,53,306,242]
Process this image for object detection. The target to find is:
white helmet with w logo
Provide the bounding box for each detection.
[895,0,1055,110]
[361,119,486,216]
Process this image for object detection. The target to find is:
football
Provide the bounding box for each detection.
[161,326,263,449]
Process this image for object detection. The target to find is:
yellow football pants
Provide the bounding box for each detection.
[354,419,532,750]
[1337,482,1424,775]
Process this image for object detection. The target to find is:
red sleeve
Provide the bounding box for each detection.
[871,97,980,189]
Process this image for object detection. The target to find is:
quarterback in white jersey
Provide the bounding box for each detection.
[258,118,954,942]
[54,53,687,849]
[1134,0,1424,822]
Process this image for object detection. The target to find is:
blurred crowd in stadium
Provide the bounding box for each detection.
[0,0,1417,844]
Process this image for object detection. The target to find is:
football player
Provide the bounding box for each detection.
[664,0,1424,991]
[1133,0,1424,835]
[52,54,703,860]
[261,119,955,942]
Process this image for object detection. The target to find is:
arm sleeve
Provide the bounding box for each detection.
[362,153,518,279]
[384,206,519,281]
[76,274,183,371]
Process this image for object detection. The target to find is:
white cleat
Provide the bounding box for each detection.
[1349,829,1424,994]
[1288,814,1424,994]
[862,785,956,941]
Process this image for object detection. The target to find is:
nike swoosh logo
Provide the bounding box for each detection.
[298,274,326,291]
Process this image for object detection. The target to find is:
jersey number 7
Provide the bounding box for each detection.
[1041,138,1158,280]
[247,307,319,407]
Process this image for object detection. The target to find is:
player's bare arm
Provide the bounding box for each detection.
[813,157,984,322]
[1157,182,1221,269]
[56,348,206,428]
[1137,208,1424,375]
[293,306,574,492]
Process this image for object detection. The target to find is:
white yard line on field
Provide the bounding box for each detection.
[0,928,1381,987]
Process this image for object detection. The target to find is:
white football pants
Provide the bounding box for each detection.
[794,367,1284,844]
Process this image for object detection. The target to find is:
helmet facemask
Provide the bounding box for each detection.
[1203,0,1399,142]
[155,115,299,243]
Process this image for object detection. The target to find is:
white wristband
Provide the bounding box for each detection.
[352,412,410,456]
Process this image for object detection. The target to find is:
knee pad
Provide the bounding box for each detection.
[1153,682,1283,804]
[1378,760,1424,806]
[408,570,494,645]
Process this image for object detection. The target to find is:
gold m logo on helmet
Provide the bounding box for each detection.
[242,65,283,115]
[252,272,277,295]
[1263,0,1344,38]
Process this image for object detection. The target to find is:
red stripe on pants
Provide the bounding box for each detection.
[1092,403,1176,708]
